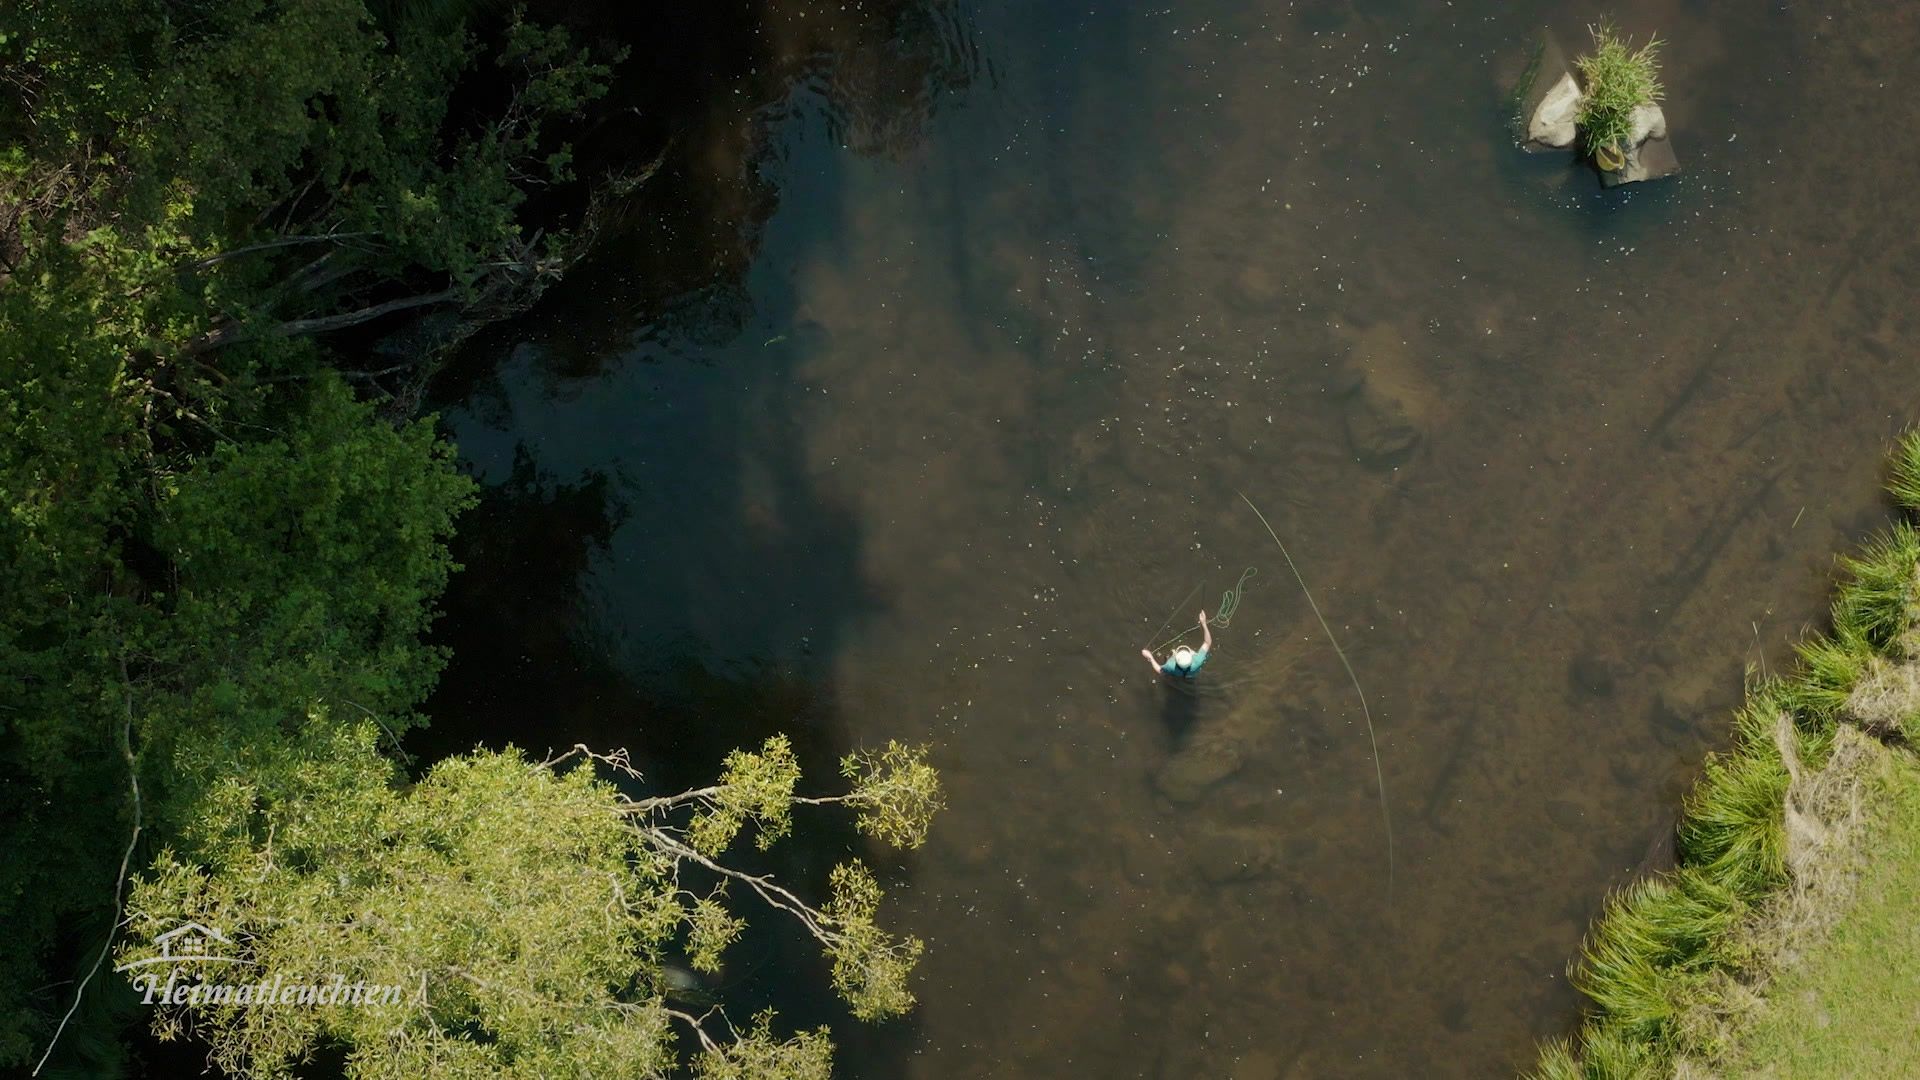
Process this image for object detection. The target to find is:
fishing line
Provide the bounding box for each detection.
[1237,490,1394,907]
[1152,567,1258,652]
[1143,581,1204,651]
[1214,567,1257,627]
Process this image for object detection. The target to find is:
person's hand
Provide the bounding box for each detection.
[1198,610,1209,625]
[1141,648,1155,662]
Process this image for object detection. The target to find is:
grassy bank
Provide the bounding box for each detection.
[1532,431,1920,1079]
[1718,747,1920,1076]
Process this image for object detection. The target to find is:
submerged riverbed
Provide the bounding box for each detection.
[422,1,1920,1075]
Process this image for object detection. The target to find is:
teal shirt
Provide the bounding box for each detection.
[1162,647,1209,678]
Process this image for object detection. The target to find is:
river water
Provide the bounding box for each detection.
[421,1,1920,1075]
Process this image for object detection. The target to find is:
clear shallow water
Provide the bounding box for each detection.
[423,1,1920,1075]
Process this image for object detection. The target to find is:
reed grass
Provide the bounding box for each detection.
[1677,751,1788,899]
[1888,428,1920,512]
[1777,633,1874,724]
[1831,522,1920,648]
[1574,23,1663,158]
[1571,869,1741,1038]
[1528,430,1920,1078]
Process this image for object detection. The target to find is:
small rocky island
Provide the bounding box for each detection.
[1516,25,1678,187]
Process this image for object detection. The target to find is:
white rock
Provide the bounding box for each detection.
[1528,72,1582,148]
[1629,103,1668,143]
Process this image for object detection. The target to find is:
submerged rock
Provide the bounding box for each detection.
[1343,379,1421,466]
[1545,798,1586,831]
[1156,737,1245,804]
[1334,322,1429,468]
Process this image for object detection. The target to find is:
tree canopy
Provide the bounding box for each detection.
[0,2,940,1074]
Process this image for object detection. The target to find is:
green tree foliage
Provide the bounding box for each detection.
[838,739,945,850]
[0,0,618,368]
[1,2,941,1073]
[142,375,475,811]
[0,363,475,1065]
[0,0,608,1060]
[0,250,156,1066]
[119,728,941,1078]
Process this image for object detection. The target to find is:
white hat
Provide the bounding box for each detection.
[1172,646,1196,668]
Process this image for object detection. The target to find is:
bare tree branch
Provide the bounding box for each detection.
[182,231,374,273]
[33,657,143,1076]
[182,286,460,356]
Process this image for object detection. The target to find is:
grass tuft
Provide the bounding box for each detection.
[1728,683,1832,765]
[1574,23,1663,157]
[1777,632,1874,724]
[1529,1038,1584,1080]
[1532,1032,1659,1080]
[1831,522,1920,649]
[1888,427,1920,511]
[1532,435,1920,1077]
[1572,869,1742,1042]
[1679,750,1789,899]
[1583,1023,1664,1079]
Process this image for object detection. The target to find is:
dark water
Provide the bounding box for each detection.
[423,0,1920,1075]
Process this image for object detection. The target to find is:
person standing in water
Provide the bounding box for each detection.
[1142,610,1211,678]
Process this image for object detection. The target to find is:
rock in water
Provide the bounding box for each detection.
[1629,102,1668,142]
[1335,322,1429,468]
[1528,73,1581,149]
[1600,103,1680,188]
[1343,378,1421,466]
[1511,28,1579,151]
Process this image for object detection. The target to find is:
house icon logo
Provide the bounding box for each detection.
[117,918,407,1010]
[115,920,251,973]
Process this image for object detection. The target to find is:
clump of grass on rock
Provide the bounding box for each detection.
[1575,23,1664,157]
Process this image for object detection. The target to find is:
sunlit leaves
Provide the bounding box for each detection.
[694,1013,832,1080]
[823,862,923,1021]
[839,740,944,850]
[686,885,745,975]
[119,719,941,1077]
[690,735,801,855]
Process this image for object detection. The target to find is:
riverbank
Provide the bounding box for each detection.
[1534,432,1920,1078]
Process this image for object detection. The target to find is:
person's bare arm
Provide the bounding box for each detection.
[1199,610,1213,651]
[1141,647,1162,674]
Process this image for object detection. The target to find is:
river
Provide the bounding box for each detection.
[420,1,1920,1075]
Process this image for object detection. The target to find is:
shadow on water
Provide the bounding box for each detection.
[1156,679,1203,744]
[417,0,983,1068]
